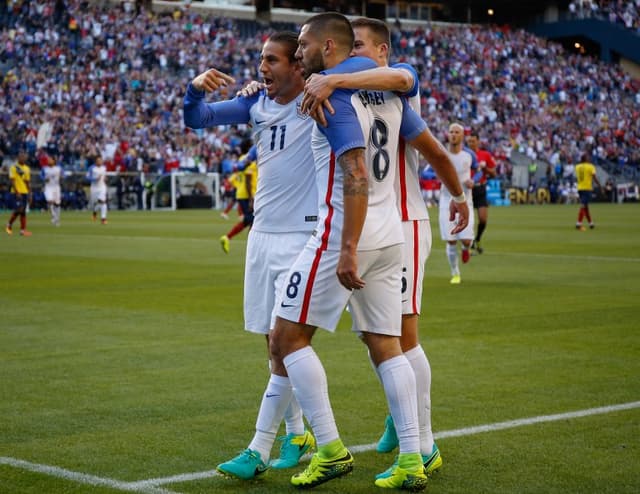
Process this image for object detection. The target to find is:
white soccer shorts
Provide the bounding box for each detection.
[277,242,403,336]
[439,200,475,241]
[44,185,61,204]
[401,220,432,316]
[243,230,311,334]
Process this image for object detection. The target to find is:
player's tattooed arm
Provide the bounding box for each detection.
[337,148,367,290]
[340,148,368,197]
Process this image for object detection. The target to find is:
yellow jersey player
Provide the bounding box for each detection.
[219,147,257,253]
[575,154,602,230]
[6,151,32,236]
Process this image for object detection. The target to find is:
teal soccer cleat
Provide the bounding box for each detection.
[376,414,399,453]
[270,430,316,469]
[216,449,269,480]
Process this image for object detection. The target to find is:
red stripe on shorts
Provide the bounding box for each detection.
[300,152,336,323]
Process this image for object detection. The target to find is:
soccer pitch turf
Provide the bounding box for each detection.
[1,204,639,494]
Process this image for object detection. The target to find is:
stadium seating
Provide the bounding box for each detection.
[0,0,637,196]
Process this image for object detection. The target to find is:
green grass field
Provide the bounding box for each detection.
[1,203,639,494]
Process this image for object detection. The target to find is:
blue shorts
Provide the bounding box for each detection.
[12,193,29,212]
[578,190,592,206]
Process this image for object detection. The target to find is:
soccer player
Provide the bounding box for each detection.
[575,153,602,230]
[268,13,467,490]
[87,156,108,224]
[299,16,465,479]
[466,131,497,253]
[219,146,256,254]
[42,156,62,226]
[441,123,475,284]
[183,31,318,474]
[5,150,32,236]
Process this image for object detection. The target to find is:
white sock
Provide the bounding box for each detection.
[283,346,338,447]
[378,355,420,454]
[404,345,434,455]
[446,243,459,276]
[100,203,107,219]
[248,374,294,463]
[267,356,304,436]
[284,398,305,436]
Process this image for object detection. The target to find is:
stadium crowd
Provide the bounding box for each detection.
[0,0,638,190]
[569,0,640,33]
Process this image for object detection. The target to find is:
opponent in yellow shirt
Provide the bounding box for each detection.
[574,154,602,231]
[575,160,598,191]
[5,151,33,236]
[220,147,258,253]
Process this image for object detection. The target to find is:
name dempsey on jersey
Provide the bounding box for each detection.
[358,90,386,107]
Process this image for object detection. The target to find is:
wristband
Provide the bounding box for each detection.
[452,193,466,204]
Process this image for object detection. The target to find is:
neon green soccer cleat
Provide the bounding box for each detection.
[376,414,399,453]
[290,450,353,488]
[220,235,230,254]
[423,443,443,476]
[450,274,461,284]
[216,449,269,480]
[377,446,442,481]
[271,430,316,469]
[374,464,428,491]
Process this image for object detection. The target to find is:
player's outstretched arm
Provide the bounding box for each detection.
[337,147,368,291]
[409,128,470,233]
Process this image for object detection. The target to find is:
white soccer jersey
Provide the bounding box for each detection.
[394,64,429,222]
[310,86,424,252]
[89,164,107,192]
[183,86,317,233]
[42,165,62,203]
[42,165,61,187]
[438,148,475,240]
[439,149,473,207]
[248,94,317,233]
[88,164,107,203]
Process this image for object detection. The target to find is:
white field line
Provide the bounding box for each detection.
[143,400,640,486]
[3,400,639,492]
[0,457,177,494]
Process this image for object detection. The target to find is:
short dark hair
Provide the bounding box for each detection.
[351,17,390,47]
[267,31,299,62]
[303,12,354,51]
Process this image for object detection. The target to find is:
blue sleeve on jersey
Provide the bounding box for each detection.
[236,145,257,171]
[464,147,478,168]
[183,82,257,128]
[323,56,378,75]
[400,100,427,141]
[247,144,257,162]
[317,89,365,159]
[391,63,419,97]
[40,168,45,180]
[313,58,376,157]
[462,147,482,182]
